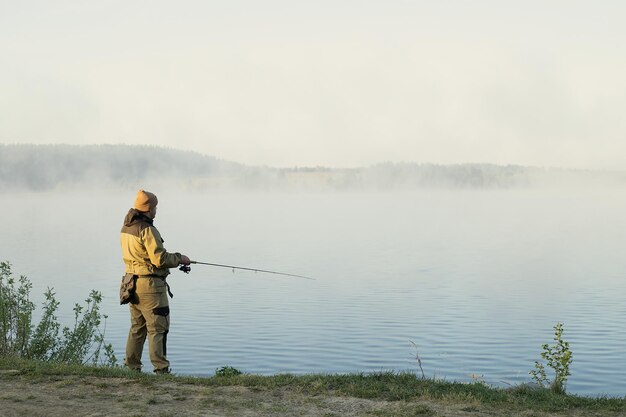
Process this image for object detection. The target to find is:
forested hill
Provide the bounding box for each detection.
[0,144,243,191]
[0,144,624,191]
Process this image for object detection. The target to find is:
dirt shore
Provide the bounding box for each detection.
[1,370,620,417]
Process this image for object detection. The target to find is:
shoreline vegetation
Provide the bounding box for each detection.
[1,143,625,191]
[1,357,626,417]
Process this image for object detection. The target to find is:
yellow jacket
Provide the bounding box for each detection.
[120,209,182,278]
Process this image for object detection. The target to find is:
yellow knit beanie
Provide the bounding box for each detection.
[134,189,158,212]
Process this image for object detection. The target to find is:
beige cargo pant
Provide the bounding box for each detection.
[124,276,170,373]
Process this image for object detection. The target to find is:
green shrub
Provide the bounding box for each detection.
[215,366,243,377]
[0,262,35,356]
[0,261,116,366]
[529,322,572,394]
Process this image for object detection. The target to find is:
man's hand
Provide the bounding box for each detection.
[180,255,191,265]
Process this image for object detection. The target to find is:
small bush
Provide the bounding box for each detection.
[0,261,116,366]
[215,366,242,377]
[529,322,572,394]
[0,262,34,357]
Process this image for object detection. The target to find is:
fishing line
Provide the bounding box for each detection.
[179,260,315,280]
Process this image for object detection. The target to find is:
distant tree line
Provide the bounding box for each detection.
[0,144,623,191]
[0,144,242,191]
[357,162,533,189]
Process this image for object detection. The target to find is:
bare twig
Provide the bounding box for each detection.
[409,340,425,379]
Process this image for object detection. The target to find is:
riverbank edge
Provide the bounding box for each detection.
[1,357,625,416]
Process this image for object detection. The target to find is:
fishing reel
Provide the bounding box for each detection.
[179,265,191,274]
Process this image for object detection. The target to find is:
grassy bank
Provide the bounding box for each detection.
[1,357,625,417]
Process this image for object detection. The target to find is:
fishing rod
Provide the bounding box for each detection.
[179,261,315,280]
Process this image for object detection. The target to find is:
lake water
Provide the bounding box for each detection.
[1,188,625,396]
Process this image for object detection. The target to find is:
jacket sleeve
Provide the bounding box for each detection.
[142,226,182,269]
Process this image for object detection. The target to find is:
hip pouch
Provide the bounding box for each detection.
[119,273,138,305]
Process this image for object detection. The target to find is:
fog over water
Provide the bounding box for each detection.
[2,185,626,396]
[2,144,625,192]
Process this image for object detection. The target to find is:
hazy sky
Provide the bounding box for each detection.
[1,1,625,169]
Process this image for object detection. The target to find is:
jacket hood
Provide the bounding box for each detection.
[124,208,153,227]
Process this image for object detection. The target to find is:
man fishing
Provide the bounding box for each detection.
[120,189,190,373]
